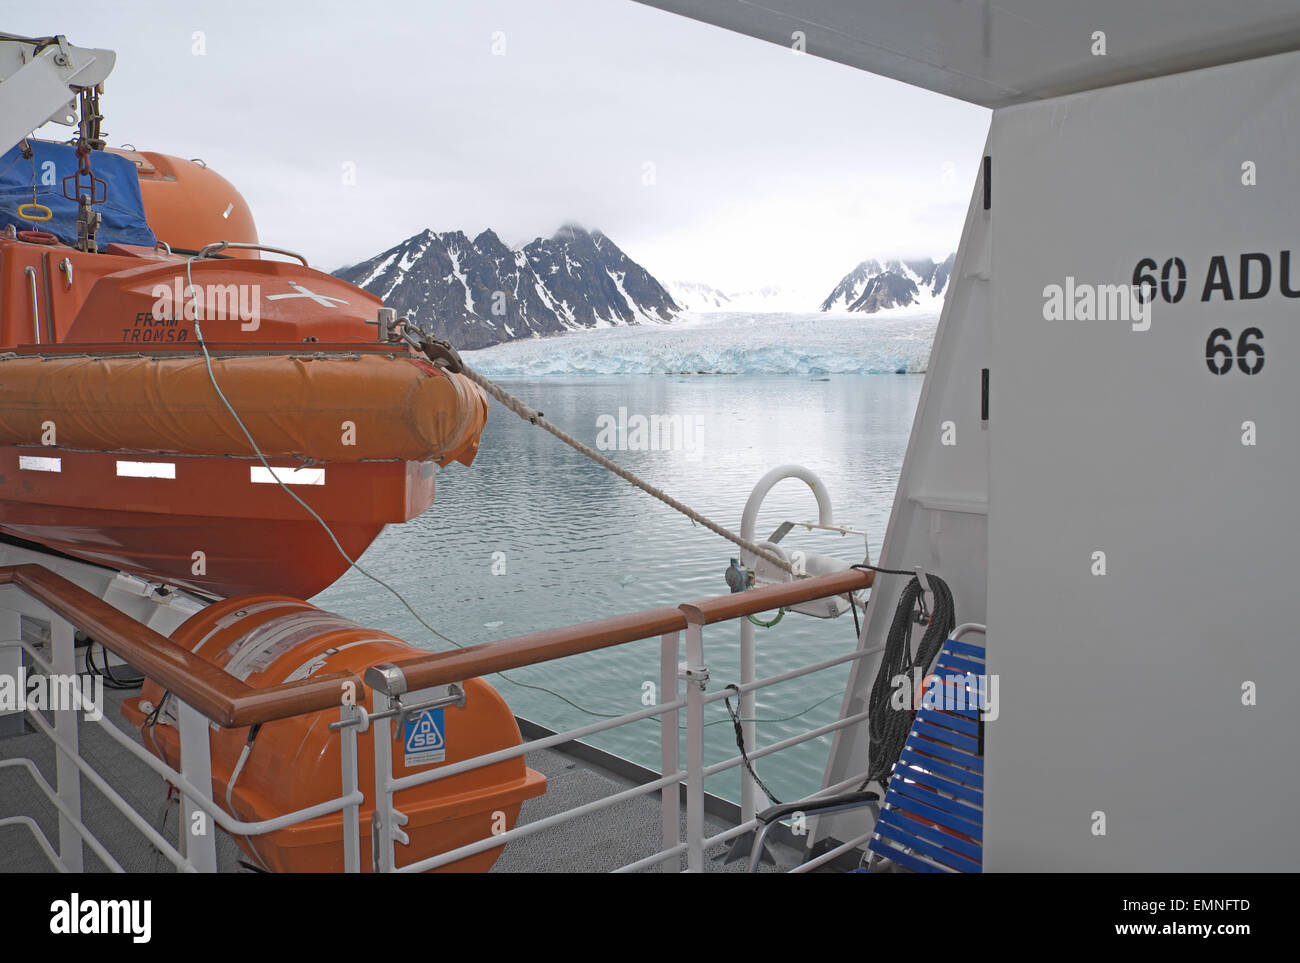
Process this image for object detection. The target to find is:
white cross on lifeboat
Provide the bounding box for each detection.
[266,282,349,308]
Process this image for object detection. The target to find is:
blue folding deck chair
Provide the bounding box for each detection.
[747,633,985,873]
[864,634,986,872]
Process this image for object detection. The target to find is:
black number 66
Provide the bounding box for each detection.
[1206,328,1264,375]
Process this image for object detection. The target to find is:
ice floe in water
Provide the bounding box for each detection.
[461,310,939,377]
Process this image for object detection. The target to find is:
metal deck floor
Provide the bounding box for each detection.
[0,687,807,873]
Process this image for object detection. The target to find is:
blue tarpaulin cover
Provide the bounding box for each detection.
[0,140,156,247]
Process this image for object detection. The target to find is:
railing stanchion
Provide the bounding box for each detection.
[371,698,397,872]
[366,662,413,873]
[339,703,362,872]
[51,613,83,871]
[739,615,756,827]
[682,618,708,873]
[177,698,218,871]
[659,630,681,871]
[0,607,22,739]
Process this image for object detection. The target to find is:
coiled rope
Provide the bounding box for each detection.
[852,564,957,790]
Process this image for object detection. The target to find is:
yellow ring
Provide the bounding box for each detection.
[17,203,53,223]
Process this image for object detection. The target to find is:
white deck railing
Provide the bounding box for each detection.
[0,566,878,873]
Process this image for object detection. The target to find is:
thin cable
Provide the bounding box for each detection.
[691,691,841,729]
[723,683,783,806]
[185,256,460,649]
[0,141,30,183]
[86,641,144,690]
[139,688,169,763]
[851,562,922,577]
[153,783,176,873]
[493,673,623,718]
[224,724,260,815]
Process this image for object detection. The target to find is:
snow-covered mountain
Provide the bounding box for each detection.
[335,225,679,349]
[820,254,956,313]
[663,280,733,311]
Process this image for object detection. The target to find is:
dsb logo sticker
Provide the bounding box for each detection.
[403,708,446,766]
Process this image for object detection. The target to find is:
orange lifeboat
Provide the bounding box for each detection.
[0,139,487,598]
[111,148,261,258]
[122,596,547,872]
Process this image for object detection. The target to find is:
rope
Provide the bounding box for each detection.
[456,363,795,576]
[857,568,956,790]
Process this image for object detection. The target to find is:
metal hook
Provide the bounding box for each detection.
[914,565,932,598]
[913,565,933,625]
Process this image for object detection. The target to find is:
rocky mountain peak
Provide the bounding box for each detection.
[334,225,679,349]
[820,252,956,313]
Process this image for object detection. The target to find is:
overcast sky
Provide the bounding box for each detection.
[11,0,990,293]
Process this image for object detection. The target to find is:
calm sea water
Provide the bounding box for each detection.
[313,363,923,803]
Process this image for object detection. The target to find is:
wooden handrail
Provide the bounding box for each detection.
[0,563,873,722]
[388,568,874,692]
[0,565,357,728]
[390,606,690,694]
[677,567,872,625]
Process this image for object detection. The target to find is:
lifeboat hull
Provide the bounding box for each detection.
[0,449,436,598]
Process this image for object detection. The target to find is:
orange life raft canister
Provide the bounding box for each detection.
[123,595,546,872]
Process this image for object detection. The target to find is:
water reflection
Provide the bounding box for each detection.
[314,373,922,802]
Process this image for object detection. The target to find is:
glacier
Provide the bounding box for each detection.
[462,309,940,377]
